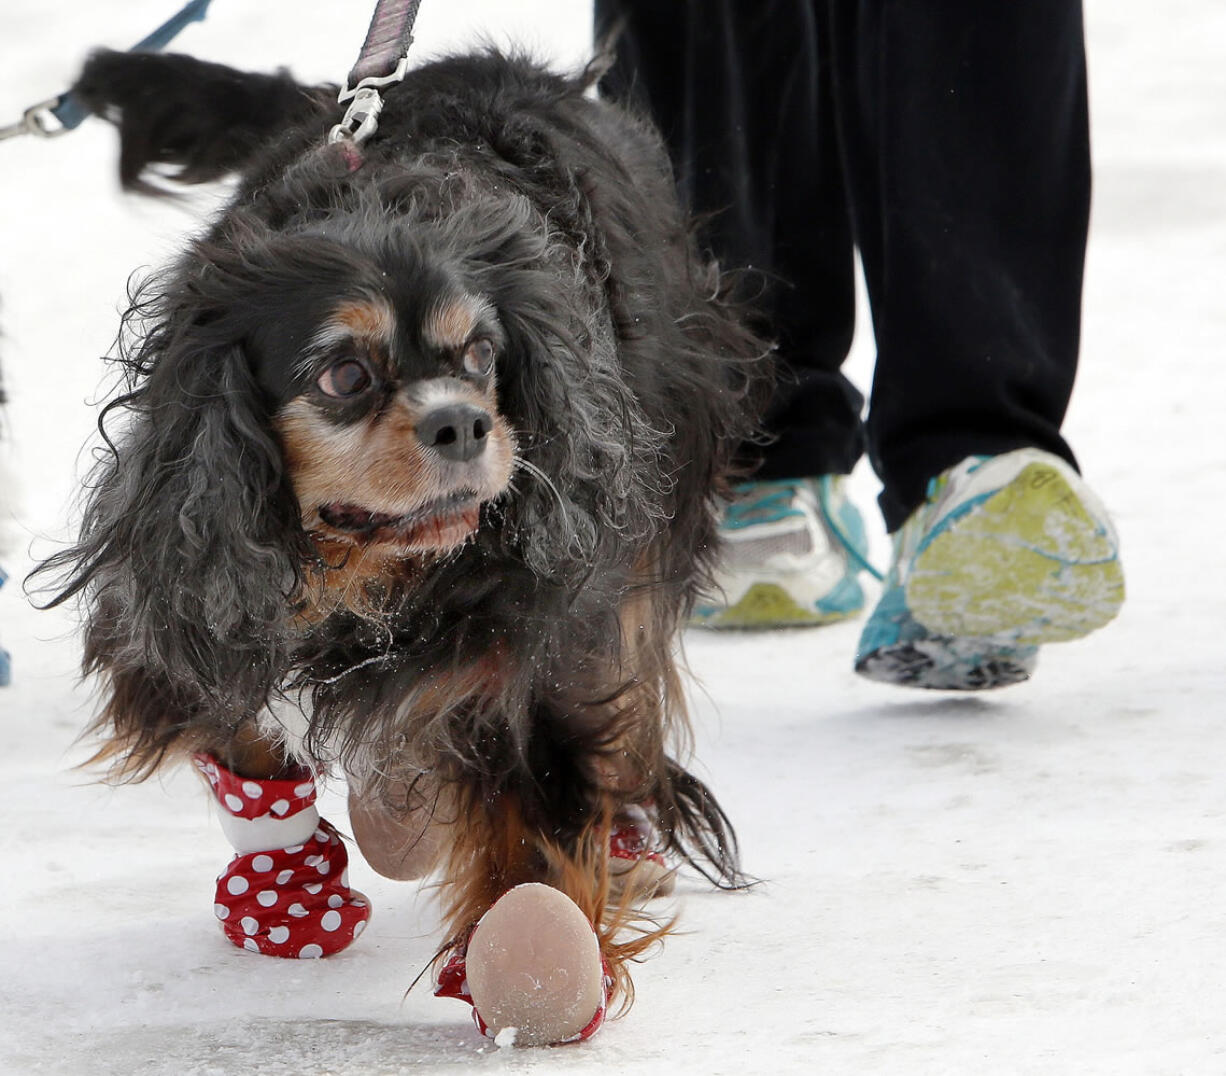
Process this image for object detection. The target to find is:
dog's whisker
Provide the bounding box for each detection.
[312,653,392,686]
[514,456,570,528]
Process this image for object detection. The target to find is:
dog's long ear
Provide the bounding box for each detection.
[435,197,670,586]
[35,275,307,777]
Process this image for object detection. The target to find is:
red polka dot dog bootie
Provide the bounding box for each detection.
[193,754,370,959]
[609,804,675,899]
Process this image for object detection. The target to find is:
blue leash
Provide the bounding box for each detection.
[0,0,215,687]
[1,0,214,140]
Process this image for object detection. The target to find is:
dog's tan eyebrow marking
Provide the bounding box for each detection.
[423,293,496,352]
[310,297,397,354]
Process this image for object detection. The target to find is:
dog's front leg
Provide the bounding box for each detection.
[193,722,371,959]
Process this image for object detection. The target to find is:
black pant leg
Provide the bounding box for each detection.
[822,0,1092,530]
[596,0,866,478]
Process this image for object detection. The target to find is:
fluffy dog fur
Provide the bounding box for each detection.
[39,47,769,1005]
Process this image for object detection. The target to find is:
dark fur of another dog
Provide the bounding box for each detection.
[40,47,769,1002]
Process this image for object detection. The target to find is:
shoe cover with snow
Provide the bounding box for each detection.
[435,883,610,1046]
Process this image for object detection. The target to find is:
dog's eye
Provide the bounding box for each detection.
[462,338,496,377]
[317,358,373,399]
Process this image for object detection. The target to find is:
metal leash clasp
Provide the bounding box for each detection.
[328,86,385,145]
[3,0,214,144]
[327,54,411,146]
[0,96,71,142]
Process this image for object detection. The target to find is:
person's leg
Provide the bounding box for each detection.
[822,0,1091,530]
[597,0,877,630]
[596,0,864,477]
[822,0,1123,687]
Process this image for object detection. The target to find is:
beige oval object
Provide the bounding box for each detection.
[466,883,603,1047]
[347,782,450,881]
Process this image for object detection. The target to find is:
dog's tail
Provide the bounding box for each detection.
[71,49,334,192]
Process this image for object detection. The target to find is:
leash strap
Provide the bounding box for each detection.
[344,0,422,97]
[330,0,422,145]
[1,0,214,141]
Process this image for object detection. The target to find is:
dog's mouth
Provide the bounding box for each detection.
[317,490,482,551]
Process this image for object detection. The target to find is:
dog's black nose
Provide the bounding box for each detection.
[417,403,492,462]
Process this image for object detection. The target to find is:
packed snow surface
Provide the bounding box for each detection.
[1,1,1224,1072]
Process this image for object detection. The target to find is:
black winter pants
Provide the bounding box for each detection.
[595,0,1091,530]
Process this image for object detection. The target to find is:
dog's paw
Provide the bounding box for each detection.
[213,818,371,958]
[436,883,609,1046]
[195,754,371,958]
[609,807,676,902]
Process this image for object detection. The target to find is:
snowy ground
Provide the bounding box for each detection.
[2,1,1224,1072]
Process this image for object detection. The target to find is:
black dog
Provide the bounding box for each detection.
[41,46,768,1017]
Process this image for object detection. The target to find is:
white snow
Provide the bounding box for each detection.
[2,1,1224,1072]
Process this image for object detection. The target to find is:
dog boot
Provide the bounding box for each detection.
[194,754,371,958]
[609,804,675,900]
[436,883,610,1047]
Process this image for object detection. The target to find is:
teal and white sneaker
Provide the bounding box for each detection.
[692,476,879,629]
[855,448,1125,690]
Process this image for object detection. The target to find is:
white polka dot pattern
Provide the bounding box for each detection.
[195,754,372,960]
[212,819,371,958]
[192,754,317,822]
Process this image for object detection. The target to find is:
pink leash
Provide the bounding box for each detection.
[329,0,423,147]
